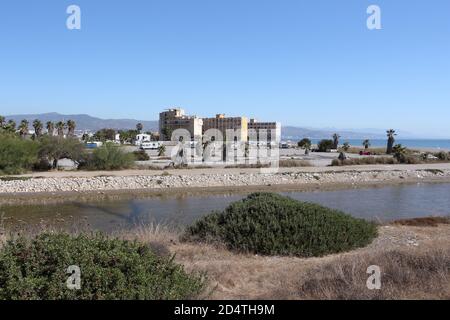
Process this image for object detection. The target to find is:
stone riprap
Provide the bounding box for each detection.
[1,169,449,194]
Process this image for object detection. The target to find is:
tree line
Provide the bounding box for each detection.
[297,129,398,154]
[0,116,135,175]
[0,116,77,139]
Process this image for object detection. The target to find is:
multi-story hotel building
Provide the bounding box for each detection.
[201,114,248,142]
[159,109,280,143]
[159,108,203,141]
[248,119,281,143]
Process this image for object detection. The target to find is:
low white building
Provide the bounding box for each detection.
[135,133,151,146]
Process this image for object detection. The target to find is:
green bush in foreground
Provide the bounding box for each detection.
[0,233,205,300]
[83,143,135,170]
[184,193,378,257]
[0,134,39,174]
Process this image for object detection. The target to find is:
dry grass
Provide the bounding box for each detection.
[279,159,312,167]
[115,223,180,257]
[339,147,387,155]
[224,163,270,169]
[114,222,450,300]
[0,233,5,248]
[298,246,450,299]
[391,216,450,227]
[332,157,398,166]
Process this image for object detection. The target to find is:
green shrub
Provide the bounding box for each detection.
[38,136,86,169]
[435,151,450,161]
[317,139,334,152]
[0,233,205,300]
[84,143,135,170]
[298,138,312,149]
[133,150,150,161]
[184,193,377,257]
[331,157,397,166]
[0,134,39,174]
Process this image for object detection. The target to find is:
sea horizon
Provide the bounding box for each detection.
[305,139,450,150]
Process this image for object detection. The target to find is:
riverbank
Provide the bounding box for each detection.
[2,164,450,201]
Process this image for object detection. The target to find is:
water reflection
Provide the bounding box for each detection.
[2,183,450,233]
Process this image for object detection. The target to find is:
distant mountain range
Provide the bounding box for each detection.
[281,126,388,140]
[4,113,158,132]
[4,112,404,139]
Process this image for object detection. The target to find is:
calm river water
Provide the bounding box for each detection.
[2,182,450,232]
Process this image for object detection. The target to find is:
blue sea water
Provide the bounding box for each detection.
[309,139,450,150]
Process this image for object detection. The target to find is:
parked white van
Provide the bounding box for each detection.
[140,142,161,150]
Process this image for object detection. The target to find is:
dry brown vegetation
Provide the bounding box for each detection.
[391,216,450,227]
[279,159,312,167]
[115,221,450,300]
[332,157,398,166]
[339,147,387,155]
[299,246,450,299]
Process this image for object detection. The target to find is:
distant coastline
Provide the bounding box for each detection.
[305,138,450,151]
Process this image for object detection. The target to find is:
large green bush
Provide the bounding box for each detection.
[0,233,205,300]
[0,134,39,174]
[317,139,334,152]
[184,193,378,257]
[84,143,135,170]
[38,135,86,168]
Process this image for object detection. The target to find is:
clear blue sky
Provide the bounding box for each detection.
[1,0,449,137]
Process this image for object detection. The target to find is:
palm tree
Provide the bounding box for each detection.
[46,121,55,136]
[362,139,371,150]
[0,115,5,128]
[158,144,166,157]
[18,119,29,138]
[343,142,350,152]
[67,120,76,136]
[298,138,312,155]
[136,123,143,134]
[6,119,16,132]
[332,133,340,149]
[386,129,397,154]
[392,144,407,162]
[33,119,43,137]
[56,121,66,137]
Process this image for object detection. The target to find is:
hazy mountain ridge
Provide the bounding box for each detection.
[4,112,401,139]
[4,113,158,132]
[281,126,387,140]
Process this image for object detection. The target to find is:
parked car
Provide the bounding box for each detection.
[86,141,103,149]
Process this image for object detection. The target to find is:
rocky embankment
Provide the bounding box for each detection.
[1,169,450,194]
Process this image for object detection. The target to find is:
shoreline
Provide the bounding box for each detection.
[2,167,450,205]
